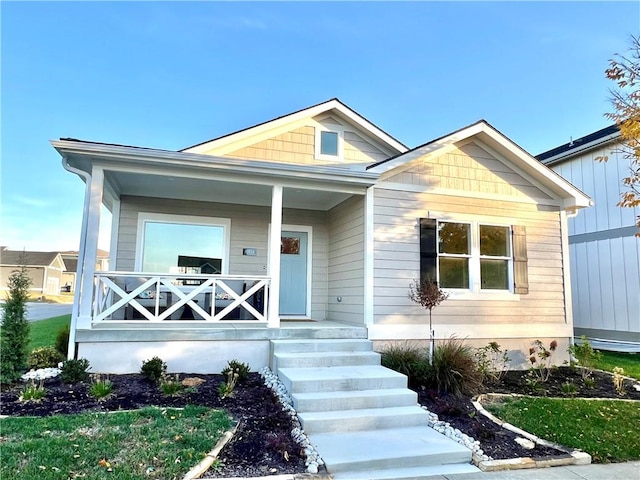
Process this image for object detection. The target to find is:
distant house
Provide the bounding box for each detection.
[0,248,66,295]
[52,98,590,373]
[538,125,640,352]
[59,250,110,292]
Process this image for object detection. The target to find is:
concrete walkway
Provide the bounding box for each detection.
[421,460,640,480]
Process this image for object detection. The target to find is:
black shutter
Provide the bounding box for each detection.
[420,218,437,283]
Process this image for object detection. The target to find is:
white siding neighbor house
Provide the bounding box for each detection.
[53,99,591,373]
[538,125,640,352]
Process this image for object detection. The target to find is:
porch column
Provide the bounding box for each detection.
[267,185,283,328]
[76,166,104,330]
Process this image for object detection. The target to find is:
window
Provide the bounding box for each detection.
[136,214,230,275]
[315,127,344,160]
[320,131,339,156]
[420,218,525,294]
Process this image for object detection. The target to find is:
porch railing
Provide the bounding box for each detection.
[92,272,269,323]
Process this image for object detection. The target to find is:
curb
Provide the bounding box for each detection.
[473,393,592,472]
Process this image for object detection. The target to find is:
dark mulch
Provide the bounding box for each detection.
[2,367,638,476]
[0,373,307,478]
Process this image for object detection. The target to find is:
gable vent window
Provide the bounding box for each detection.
[420,218,527,295]
[315,128,344,160]
[320,131,339,156]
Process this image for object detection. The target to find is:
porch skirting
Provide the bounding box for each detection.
[74,321,367,374]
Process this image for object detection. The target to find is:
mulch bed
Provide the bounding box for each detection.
[1,367,638,477]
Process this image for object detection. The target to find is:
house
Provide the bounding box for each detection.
[538,125,640,352]
[0,248,66,296]
[52,99,591,372]
[59,249,110,292]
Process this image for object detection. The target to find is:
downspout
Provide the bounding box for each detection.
[61,158,92,360]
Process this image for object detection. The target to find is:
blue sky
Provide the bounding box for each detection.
[2,1,639,252]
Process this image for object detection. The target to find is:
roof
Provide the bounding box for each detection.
[1,250,62,268]
[62,258,78,272]
[180,98,408,155]
[536,124,620,164]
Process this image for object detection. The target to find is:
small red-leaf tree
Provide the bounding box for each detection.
[408,279,449,363]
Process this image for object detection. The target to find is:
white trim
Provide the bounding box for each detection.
[181,99,407,156]
[135,213,231,274]
[78,166,104,329]
[314,125,345,161]
[267,185,283,327]
[109,199,120,270]
[560,210,574,337]
[368,322,573,340]
[364,186,374,326]
[270,223,313,319]
[376,182,562,207]
[436,218,515,295]
[540,131,621,166]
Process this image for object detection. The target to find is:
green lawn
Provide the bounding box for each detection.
[595,350,640,380]
[0,406,232,480]
[487,397,640,463]
[28,314,71,351]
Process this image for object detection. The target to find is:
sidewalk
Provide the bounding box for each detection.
[423,460,640,480]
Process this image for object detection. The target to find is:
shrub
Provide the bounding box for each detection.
[27,347,65,370]
[55,324,71,357]
[431,337,482,397]
[221,360,250,383]
[160,374,184,396]
[89,374,113,400]
[380,342,430,389]
[0,258,32,383]
[568,336,601,379]
[561,381,578,396]
[60,358,91,384]
[218,370,240,399]
[528,339,558,383]
[19,378,46,402]
[475,341,510,385]
[141,356,167,384]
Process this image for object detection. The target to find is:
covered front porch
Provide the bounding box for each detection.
[53,139,376,360]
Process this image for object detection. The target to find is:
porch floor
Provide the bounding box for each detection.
[75,320,369,342]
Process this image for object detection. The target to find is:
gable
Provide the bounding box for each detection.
[181,99,406,165]
[224,119,390,166]
[383,141,554,201]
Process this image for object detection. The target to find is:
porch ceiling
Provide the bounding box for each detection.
[105,171,354,210]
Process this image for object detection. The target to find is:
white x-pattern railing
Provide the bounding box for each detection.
[93,272,269,323]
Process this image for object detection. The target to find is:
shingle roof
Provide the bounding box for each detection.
[536,124,619,162]
[1,250,60,267]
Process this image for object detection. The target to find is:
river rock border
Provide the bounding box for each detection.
[259,367,325,475]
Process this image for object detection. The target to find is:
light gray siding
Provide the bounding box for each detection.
[116,195,329,320]
[372,187,566,326]
[328,195,365,324]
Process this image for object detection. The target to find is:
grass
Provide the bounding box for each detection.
[594,351,640,380]
[487,397,640,463]
[0,406,233,480]
[28,314,71,351]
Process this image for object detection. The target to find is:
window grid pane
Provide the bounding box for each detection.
[480,225,510,257]
[480,259,509,290]
[438,222,470,254]
[439,257,469,289]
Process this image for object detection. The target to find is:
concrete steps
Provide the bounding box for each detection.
[270,338,479,479]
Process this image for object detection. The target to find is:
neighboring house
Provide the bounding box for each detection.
[0,248,66,296]
[59,249,110,292]
[52,98,590,373]
[538,125,640,352]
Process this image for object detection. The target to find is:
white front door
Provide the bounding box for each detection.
[279,231,308,316]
